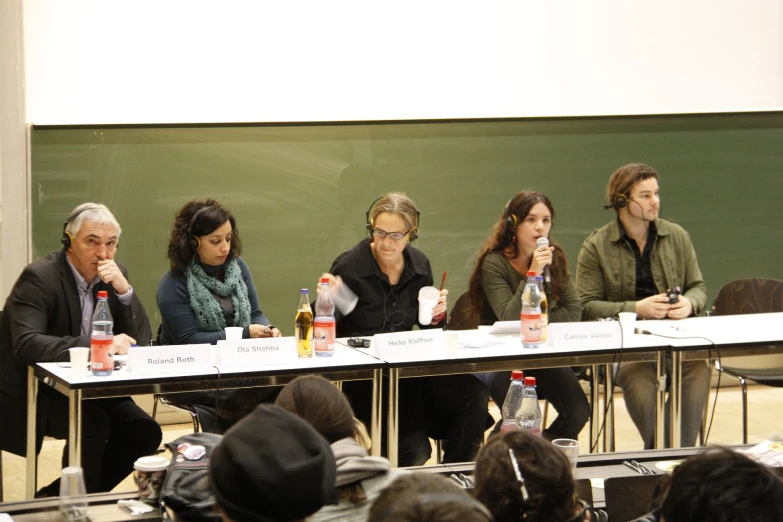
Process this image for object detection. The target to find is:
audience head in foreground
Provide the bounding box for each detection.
[209,404,337,522]
[474,430,592,522]
[368,472,493,522]
[646,446,783,522]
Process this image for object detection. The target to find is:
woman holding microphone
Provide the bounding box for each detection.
[466,191,589,441]
[320,192,489,466]
[157,199,281,432]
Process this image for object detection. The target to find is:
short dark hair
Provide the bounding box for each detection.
[368,473,493,522]
[166,199,242,272]
[474,430,577,522]
[660,446,783,522]
[605,163,660,211]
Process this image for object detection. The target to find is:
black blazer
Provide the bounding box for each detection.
[0,250,151,400]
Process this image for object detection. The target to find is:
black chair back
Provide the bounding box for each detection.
[448,292,478,330]
[604,474,662,522]
[712,278,783,315]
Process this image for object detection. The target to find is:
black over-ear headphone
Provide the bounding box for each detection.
[61,205,101,249]
[503,199,518,241]
[365,196,420,241]
[604,193,629,210]
[188,206,213,251]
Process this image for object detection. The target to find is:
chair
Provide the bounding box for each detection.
[604,474,663,522]
[152,394,202,433]
[447,291,477,330]
[711,278,783,443]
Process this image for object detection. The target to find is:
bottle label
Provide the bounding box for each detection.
[313,318,336,353]
[521,312,542,343]
[90,337,113,371]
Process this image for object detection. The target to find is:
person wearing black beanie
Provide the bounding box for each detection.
[209,404,338,522]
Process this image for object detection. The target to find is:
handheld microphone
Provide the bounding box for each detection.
[535,237,553,297]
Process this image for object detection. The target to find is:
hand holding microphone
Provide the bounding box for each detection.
[533,238,554,296]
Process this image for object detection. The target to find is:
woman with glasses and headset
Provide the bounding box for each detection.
[156,199,282,433]
[319,192,489,466]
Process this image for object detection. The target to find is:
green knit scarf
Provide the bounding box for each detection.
[186,259,251,332]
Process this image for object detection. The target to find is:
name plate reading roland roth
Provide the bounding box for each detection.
[218,337,297,367]
[128,344,213,375]
[374,329,445,360]
[548,321,622,350]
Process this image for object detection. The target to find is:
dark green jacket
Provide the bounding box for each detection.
[576,218,706,321]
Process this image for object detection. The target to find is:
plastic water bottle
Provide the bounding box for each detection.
[521,271,543,348]
[535,275,549,342]
[500,370,525,432]
[314,277,336,357]
[90,290,114,376]
[515,376,542,435]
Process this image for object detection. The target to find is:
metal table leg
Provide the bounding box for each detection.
[68,389,83,466]
[370,369,383,457]
[590,365,600,453]
[387,368,400,467]
[655,350,666,449]
[604,363,615,452]
[670,350,683,448]
[26,367,39,499]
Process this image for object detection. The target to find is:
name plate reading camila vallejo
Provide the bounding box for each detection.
[128,344,213,375]
[374,329,445,361]
[218,337,297,367]
[548,321,622,350]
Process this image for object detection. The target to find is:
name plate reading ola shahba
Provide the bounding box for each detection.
[218,337,297,367]
[374,329,445,361]
[128,344,213,375]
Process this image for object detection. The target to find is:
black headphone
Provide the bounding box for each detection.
[604,193,630,210]
[61,204,101,249]
[365,196,420,241]
[503,199,518,241]
[187,206,213,251]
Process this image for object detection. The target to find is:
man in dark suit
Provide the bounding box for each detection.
[0,203,162,496]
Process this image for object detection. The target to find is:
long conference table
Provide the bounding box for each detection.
[25,312,783,496]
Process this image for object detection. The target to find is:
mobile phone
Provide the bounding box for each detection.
[667,286,681,304]
[347,338,371,348]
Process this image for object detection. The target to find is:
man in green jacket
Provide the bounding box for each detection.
[576,163,709,449]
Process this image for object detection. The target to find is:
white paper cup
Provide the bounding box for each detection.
[225,327,243,341]
[332,281,359,316]
[69,348,90,378]
[418,286,440,326]
[444,331,460,358]
[618,312,637,330]
[552,438,580,471]
[133,455,170,503]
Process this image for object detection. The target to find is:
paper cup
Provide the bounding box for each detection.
[618,312,637,331]
[552,438,580,471]
[69,348,90,378]
[418,286,440,326]
[225,326,243,341]
[133,455,170,504]
[332,281,359,316]
[444,331,460,358]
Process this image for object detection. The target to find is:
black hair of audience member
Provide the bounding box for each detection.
[167,199,242,273]
[657,446,783,522]
[367,473,493,522]
[474,430,579,522]
[209,404,337,522]
[275,374,369,503]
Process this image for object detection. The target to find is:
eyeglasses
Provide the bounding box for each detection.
[508,449,530,500]
[371,228,409,240]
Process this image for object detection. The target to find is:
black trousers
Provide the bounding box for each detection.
[38,385,162,496]
[343,373,490,466]
[489,367,590,440]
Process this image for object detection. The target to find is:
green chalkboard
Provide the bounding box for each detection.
[31,113,783,335]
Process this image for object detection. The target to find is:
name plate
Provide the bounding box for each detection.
[548,322,622,349]
[218,337,297,367]
[374,329,445,360]
[128,344,213,375]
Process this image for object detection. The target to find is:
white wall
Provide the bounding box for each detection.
[23,0,783,125]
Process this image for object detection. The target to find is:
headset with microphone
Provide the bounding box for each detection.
[365,196,420,242]
[604,192,656,222]
[61,204,102,249]
[188,206,214,251]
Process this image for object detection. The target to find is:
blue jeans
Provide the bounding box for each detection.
[616,359,710,449]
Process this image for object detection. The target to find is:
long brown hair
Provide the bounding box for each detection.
[466,191,568,324]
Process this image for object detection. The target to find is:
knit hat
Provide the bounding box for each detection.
[209,404,337,522]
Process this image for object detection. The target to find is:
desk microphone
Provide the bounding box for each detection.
[536,237,553,297]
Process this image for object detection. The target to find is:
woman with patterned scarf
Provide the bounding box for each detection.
[157,199,281,432]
